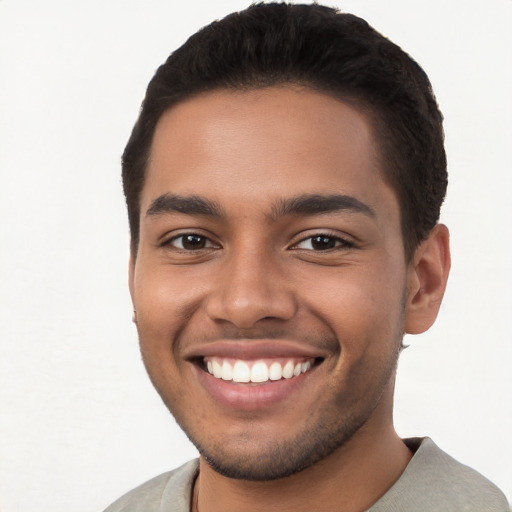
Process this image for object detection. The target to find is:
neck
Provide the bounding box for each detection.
[193,388,412,512]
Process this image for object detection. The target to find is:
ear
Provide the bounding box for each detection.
[404,224,451,334]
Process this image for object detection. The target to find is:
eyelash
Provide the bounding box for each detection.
[163,233,219,251]
[291,232,355,251]
[162,232,354,252]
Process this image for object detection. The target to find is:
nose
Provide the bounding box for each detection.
[205,245,297,329]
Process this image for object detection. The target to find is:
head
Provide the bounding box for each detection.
[123,2,447,262]
[125,3,450,483]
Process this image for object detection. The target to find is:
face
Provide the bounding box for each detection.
[130,87,411,480]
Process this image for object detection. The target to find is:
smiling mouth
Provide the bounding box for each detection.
[202,357,322,384]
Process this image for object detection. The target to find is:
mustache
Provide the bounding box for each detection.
[179,324,339,353]
[210,327,295,340]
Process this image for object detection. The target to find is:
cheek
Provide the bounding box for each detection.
[304,261,406,351]
[134,265,203,334]
[133,272,190,380]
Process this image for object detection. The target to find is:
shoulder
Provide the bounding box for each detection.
[370,438,510,512]
[103,459,199,512]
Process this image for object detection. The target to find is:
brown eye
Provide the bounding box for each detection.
[182,235,206,250]
[293,233,353,251]
[310,235,337,250]
[168,234,215,250]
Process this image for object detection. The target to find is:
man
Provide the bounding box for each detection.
[105,3,509,511]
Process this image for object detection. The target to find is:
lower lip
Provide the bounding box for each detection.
[194,364,317,411]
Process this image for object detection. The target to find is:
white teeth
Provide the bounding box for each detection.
[205,358,315,383]
[251,361,269,383]
[221,360,233,381]
[269,361,282,381]
[282,361,294,379]
[232,361,250,383]
[212,360,222,378]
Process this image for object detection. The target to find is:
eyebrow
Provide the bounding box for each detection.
[145,192,375,221]
[146,194,225,218]
[269,194,376,220]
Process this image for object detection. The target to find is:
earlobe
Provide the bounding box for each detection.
[405,224,451,335]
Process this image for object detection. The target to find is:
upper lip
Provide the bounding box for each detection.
[183,339,329,361]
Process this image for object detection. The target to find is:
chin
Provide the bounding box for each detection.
[188,410,370,482]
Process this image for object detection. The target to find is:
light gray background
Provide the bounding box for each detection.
[0,1,511,510]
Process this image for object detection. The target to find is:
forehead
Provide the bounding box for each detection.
[143,86,396,218]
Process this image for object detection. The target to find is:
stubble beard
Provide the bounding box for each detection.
[193,405,386,481]
[147,295,407,482]
[172,340,402,482]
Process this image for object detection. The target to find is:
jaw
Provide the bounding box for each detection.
[194,382,410,512]
[152,344,400,483]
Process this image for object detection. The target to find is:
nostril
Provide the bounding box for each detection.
[205,287,298,329]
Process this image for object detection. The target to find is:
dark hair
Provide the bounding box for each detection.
[122,2,447,260]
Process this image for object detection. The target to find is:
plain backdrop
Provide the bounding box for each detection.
[0,1,511,510]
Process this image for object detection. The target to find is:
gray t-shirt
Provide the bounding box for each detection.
[104,438,510,511]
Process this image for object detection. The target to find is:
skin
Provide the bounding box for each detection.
[129,86,450,511]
